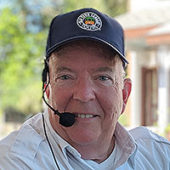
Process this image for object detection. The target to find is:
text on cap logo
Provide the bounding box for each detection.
[77,12,102,31]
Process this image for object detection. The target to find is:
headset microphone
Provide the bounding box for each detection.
[59,112,76,127]
[42,94,76,127]
[42,64,76,127]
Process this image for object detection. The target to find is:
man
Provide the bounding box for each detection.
[0,8,169,170]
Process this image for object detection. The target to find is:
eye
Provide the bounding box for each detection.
[98,75,110,81]
[56,74,72,81]
[60,75,70,80]
[94,75,114,86]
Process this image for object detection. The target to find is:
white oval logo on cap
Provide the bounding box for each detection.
[77,12,102,31]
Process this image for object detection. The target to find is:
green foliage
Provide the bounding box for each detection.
[61,0,127,17]
[165,124,170,133]
[119,114,129,126]
[0,8,45,114]
[0,0,128,117]
[11,0,62,32]
[62,0,108,14]
[104,0,128,17]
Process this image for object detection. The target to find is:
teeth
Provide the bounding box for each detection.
[78,114,93,118]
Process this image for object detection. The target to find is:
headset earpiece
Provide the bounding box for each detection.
[42,60,49,89]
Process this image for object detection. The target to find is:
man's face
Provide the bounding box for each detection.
[47,41,131,148]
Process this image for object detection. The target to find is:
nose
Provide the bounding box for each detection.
[73,77,95,103]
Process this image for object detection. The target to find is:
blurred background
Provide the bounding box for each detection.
[0,0,170,140]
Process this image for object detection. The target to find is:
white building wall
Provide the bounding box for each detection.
[130,51,141,127]
[130,49,158,128]
[130,0,170,12]
[157,47,170,133]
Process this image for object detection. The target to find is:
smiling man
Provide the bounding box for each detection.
[0,8,170,170]
[47,40,129,163]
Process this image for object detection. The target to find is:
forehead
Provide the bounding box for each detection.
[50,40,117,61]
[48,41,123,76]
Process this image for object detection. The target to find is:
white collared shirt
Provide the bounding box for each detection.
[0,111,169,170]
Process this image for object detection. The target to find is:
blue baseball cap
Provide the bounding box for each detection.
[46,8,128,66]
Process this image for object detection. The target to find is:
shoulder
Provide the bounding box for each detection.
[129,126,170,169]
[129,126,170,145]
[0,113,45,169]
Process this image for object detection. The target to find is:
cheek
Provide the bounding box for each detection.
[99,87,123,118]
[50,85,72,111]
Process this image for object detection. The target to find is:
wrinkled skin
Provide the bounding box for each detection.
[46,41,131,163]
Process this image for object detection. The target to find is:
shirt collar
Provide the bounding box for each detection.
[43,110,136,166]
[43,110,81,159]
[114,122,137,168]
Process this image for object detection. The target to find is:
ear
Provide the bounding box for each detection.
[121,78,132,114]
[44,83,50,99]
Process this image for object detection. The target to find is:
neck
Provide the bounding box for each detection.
[70,136,115,163]
[49,110,116,163]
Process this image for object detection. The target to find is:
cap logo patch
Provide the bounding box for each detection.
[77,12,102,31]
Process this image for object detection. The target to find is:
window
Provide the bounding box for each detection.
[141,67,158,126]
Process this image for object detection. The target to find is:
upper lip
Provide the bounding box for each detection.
[72,112,99,117]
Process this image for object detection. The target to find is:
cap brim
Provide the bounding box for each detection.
[46,36,128,66]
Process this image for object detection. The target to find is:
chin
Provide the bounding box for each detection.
[67,127,100,145]
[70,136,98,146]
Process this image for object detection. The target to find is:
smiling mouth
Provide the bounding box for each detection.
[77,114,97,118]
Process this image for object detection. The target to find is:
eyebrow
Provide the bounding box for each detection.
[55,66,74,73]
[94,67,114,73]
[54,66,114,74]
